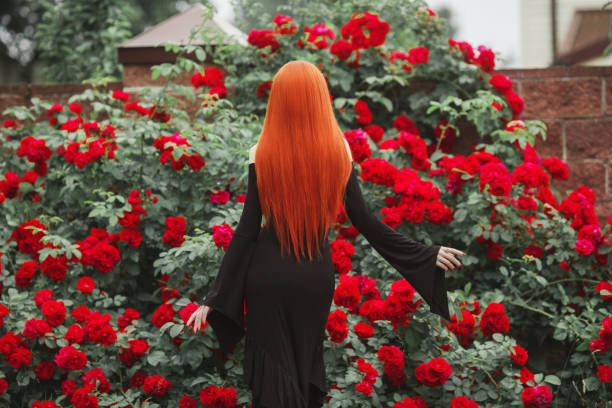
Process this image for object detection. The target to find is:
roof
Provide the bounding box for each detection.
[556,9,611,64]
[119,3,247,49]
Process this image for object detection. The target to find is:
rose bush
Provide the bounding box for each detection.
[0,1,610,407]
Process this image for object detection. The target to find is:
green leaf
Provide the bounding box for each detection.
[159,321,174,335]
[147,350,167,366]
[583,376,600,391]
[334,98,347,108]
[454,208,467,222]
[195,48,206,62]
[492,333,504,342]
[170,324,184,338]
[575,341,589,351]
[544,374,561,385]
[378,97,393,112]
[473,389,487,401]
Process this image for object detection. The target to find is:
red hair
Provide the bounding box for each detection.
[255,60,352,263]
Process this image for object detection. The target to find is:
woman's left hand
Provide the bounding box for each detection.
[436,246,466,272]
[187,305,211,333]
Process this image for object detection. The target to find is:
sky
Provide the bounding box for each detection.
[208,0,522,68]
[426,0,521,68]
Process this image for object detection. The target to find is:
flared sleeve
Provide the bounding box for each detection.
[202,162,262,359]
[342,162,451,322]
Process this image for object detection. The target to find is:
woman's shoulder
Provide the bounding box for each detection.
[249,143,257,164]
[343,138,353,162]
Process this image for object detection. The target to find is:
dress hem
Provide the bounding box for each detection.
[244,335,326,408]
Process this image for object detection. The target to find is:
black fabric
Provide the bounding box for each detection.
[202,161,451,408]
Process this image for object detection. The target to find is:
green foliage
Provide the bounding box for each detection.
[603,1,612,57]
[33,0,132,82]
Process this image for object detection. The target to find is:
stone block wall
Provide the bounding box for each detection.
[494,65,612,225]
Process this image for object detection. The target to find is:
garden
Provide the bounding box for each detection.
[0,0,610,407]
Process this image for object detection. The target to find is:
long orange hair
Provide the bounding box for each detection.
[254,60,352,263]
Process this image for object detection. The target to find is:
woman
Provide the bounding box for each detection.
[187,60,465,408]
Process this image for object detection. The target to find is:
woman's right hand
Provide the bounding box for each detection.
[436,246,465,271]
[187,305,211,333]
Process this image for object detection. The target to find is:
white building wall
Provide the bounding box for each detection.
[521,0,609,67]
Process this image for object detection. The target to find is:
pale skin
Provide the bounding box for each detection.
[187,142,467,333]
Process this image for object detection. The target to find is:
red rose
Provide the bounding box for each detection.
[597,364,612,383]
[363,124,384,143]
[541,157,568,180]
[325,309,348,343]
[479,302,510,337]
[510,344,528,366]
[521,385,553,407]
[143,374,172,396]
[489,73,513,95]
[55,345,87,370]
[256,81,272,98]
[378,345,405,369]
[330,39,354,60]
[0,378,7,395]
[82,367,110,393]
[34,360,55,381]
[22,318,51,340]
[152,303,176,329]
[41,300,66,327]
[475,45,495,72]
[506,91,524,114]
[76,277,95,294]
[15,261,38,288]
[112,90,129,102]
[212,223,234,251]
[7,347,32,369]
[163,216,186,247]
[209,189,230,204]
[414,357,452,387]
[575,239,595,256]
[359,299,386,323]
[334,275,361,312]
[353,322,374,338]
[407,46,429,65]
[64,324,86,345]
[450,396,478,408]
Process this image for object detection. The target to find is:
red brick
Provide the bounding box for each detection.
[123,62,224,87]
[567,65,612,77]
[494,66,568,79]
[605,77,612,115]
[533,119,563,159]
[521,78,601,119]
[565,119,612,160]
[595,200,612,227]
[0,84,28,95]
[554,161,606,200]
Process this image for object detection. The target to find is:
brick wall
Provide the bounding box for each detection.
[0,82,123,124]
[494,65,612,225]
[1,65,611,225]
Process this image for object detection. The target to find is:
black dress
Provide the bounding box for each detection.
[202,161,451,408]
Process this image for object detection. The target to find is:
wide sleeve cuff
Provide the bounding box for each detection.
[202,233,256,359]
[369,237,451,322]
